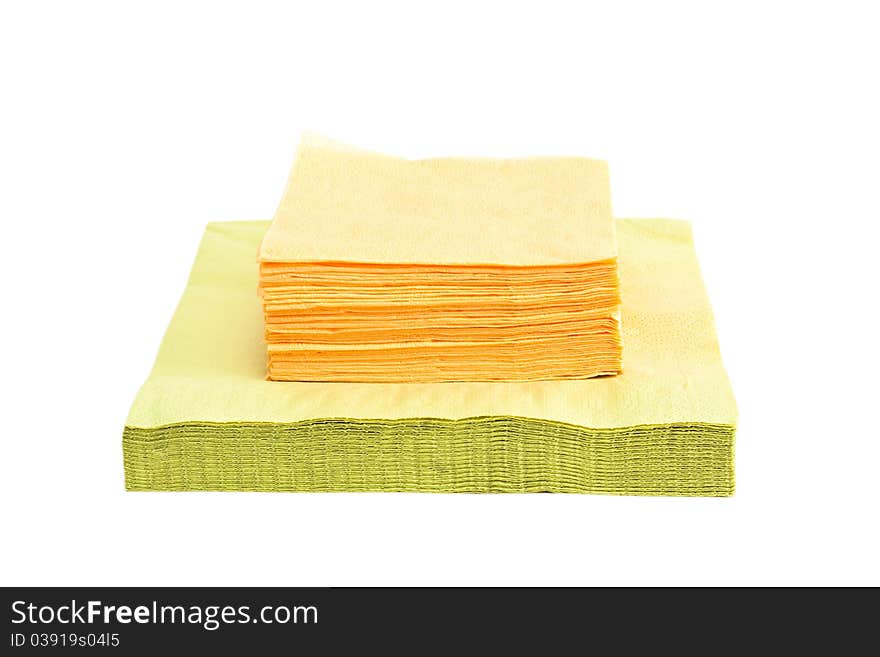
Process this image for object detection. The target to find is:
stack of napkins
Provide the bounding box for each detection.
[258,136,622,382]
[123,219,736,495]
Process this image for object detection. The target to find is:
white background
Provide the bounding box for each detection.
[1,1,878,586]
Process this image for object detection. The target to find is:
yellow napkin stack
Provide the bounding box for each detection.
[258,136,622,382]
[123,219,736,495]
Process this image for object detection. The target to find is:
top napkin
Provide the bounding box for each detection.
[259,134,615,266]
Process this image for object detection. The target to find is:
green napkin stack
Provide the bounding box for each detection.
[123,219,736,495]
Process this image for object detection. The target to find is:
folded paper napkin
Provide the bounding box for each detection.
[124,219,736,495]
[257,135,621,382]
